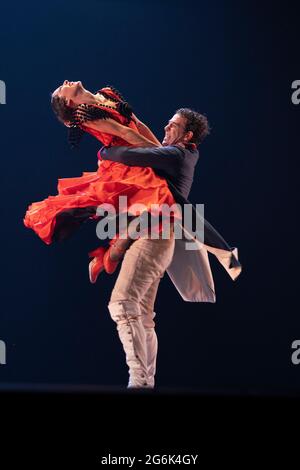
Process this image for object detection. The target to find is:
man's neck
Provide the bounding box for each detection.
[175,141,197,150]
[175,142,185,148]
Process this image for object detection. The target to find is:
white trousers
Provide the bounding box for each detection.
[108,231,175,388]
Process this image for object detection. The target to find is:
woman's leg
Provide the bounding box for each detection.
[89,212,162,281]
[107,215,142,263]
[107,212,163,263]
[88,216,140,281]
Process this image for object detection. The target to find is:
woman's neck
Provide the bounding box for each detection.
[77,91,117,108]
[94,92,117,107]
[79,90,99,105]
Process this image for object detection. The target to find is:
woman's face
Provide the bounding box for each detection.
[52,80,86,107]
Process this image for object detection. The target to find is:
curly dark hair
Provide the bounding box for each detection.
[176,108,210,146]
[51,94,75,124]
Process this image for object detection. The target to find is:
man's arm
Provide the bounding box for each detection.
[100,145,185,177]
[83,118,160,148]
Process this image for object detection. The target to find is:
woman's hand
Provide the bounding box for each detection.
[131,113,140,127]
[132,116,161,146]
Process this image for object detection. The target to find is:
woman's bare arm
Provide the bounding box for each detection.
[132,113,161,146]
[84,118,161,148]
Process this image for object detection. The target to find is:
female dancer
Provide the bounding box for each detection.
[24,81,179,282]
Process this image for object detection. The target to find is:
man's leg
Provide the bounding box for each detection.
[108,234,175,388]
[139,277,161,388]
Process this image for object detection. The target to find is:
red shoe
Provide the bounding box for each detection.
[88,246,106,284]
[103,248,119,274]
[103,242,127,274]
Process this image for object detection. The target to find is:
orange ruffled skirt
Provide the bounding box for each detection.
[24,159,179,245]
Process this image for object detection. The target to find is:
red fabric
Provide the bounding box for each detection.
[24,97,179,245]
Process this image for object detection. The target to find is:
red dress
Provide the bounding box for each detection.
[24,87,178,245]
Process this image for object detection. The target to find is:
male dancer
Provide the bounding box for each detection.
[99,109,215,388]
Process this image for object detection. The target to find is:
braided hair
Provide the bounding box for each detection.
[51,86,133,149]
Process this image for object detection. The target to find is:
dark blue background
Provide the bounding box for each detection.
[0,0,298,392]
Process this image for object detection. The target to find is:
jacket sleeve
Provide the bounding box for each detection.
[100,145,184,177]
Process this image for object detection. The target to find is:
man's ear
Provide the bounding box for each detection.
[184,130,193,143]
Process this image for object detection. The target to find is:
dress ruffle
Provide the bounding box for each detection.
[24,160,179,244]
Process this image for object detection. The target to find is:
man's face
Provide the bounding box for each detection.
[162,113,188,146]
[52,80,85,107]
